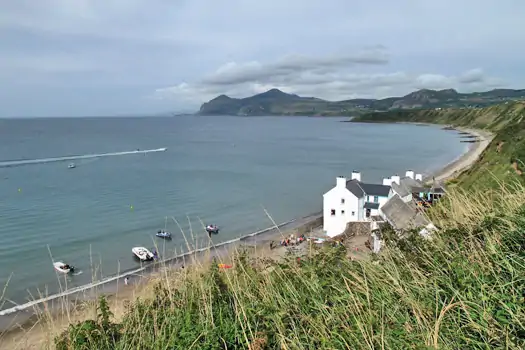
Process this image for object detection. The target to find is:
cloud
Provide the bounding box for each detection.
[202,47,389,86]
[153,49,504,104]
[0,0,524,116]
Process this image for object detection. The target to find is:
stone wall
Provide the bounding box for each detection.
[337,221,372,239]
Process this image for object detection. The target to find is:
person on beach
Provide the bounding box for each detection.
[124,277,129,285]
[270,241,275,250]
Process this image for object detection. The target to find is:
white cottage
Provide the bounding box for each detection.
[323,171,391,238]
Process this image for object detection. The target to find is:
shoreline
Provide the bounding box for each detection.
[0,125,491,348]
[0,212,322,333]
[0,213,324,349]
[425,126,494,183]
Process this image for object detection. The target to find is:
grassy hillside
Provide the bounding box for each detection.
[52,186,525,349]
[353,101,525,189]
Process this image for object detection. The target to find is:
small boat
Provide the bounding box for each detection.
[68,163,76,169]
[206,224,219,235]
[53,261,75,274]
[155,217,171,239]
[155,230,172,239]
[132,247,154,261]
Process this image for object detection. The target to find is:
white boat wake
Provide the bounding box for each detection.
[0,148,167,168]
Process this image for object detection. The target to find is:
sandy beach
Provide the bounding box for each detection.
[428,127,494,182]
[0,126,494,349]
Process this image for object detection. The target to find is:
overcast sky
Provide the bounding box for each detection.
[1,0,524,117]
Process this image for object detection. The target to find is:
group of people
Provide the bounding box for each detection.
[270,233,306,249]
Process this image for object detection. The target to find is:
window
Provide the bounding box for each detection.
[351,211,355,216]
[341,198,345,204]
[374,196,379,203]
[341,210,345,214]
[330,209,336,216]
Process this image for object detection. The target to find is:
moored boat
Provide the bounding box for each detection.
[132,247,154,261]
[156,217,171,239]
[206,224,219,235]
[155,230,172,239]
[68,163,76,169]
[53,261,75,273]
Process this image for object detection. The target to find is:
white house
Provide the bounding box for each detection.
[323,171,391,238]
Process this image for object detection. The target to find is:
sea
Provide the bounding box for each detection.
[0,116,466,310]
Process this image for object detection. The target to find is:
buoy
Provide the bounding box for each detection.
[130,205,134,210]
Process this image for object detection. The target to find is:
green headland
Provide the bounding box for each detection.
[198,87,525,117]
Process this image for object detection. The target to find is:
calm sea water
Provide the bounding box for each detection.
[0,116,465,307]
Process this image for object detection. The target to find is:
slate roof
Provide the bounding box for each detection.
[346,179,365,197]
[364,202,380,209]
[380,194,430,231]
[346,179,391,198]
[391,182,411,197]
[361,183,391,197]
[392,176,431,197]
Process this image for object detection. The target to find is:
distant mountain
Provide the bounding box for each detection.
[197,88,525,116]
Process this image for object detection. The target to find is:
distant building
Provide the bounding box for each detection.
[387,170,446,206]
[323,171,391,238]
[379,170,444,232]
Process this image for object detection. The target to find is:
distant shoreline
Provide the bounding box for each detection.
[349,120,494,183]
[426,127,494,183]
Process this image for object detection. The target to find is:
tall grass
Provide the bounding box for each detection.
[49,183,525,349]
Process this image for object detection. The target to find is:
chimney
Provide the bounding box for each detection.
[391,174,400,185]
[405,170,415,179]
[415,173,423,181]
[382,177,392,186]
[351,170,361,182]
[336,176,347,188]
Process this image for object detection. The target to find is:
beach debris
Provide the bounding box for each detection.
[497,141,504,153]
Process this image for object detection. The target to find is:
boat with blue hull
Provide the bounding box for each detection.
[155,230,171,239]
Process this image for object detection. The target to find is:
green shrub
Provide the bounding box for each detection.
[55,296,121,350]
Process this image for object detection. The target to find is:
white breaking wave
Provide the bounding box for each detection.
[0,148,168,168]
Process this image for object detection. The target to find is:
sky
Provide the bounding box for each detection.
[1,0,524,117]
